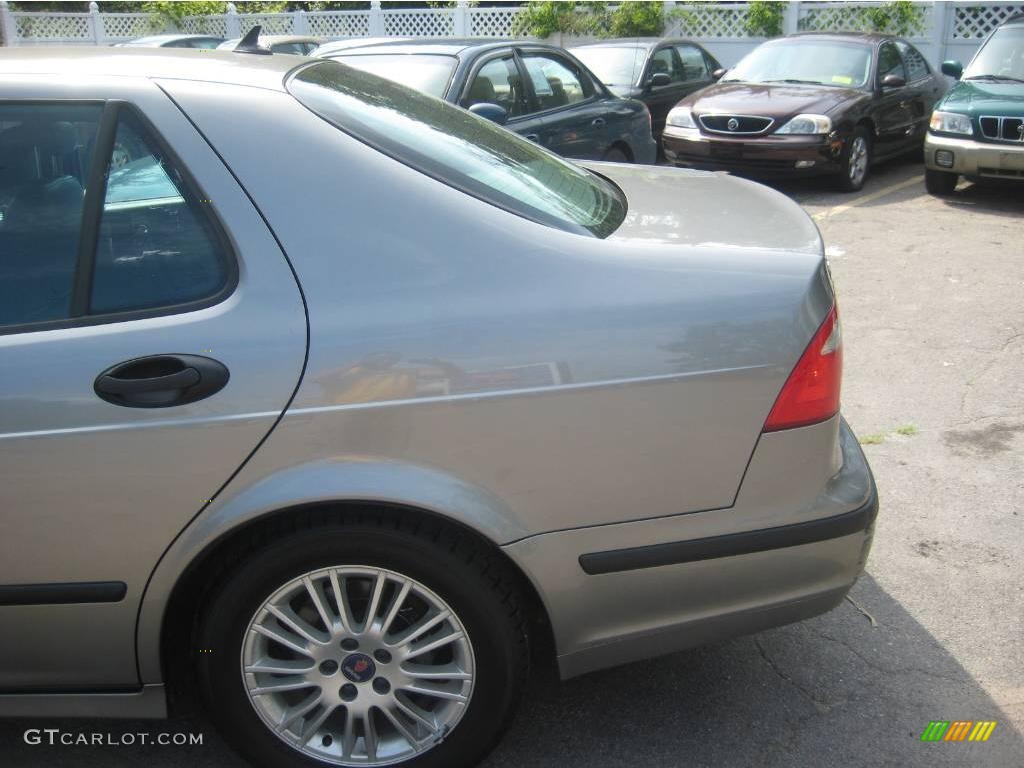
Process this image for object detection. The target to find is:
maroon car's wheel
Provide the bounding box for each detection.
[837,127,871,192]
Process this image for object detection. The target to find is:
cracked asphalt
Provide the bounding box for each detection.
[2,159,1021,767]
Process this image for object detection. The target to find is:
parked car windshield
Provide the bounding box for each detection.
[723,40,872,88]
[288,60,627,238]
[964,25,1024,80]
[572,46,647,86]
[328,53,457,97]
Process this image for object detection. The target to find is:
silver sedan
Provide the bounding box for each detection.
[0,47,876,768]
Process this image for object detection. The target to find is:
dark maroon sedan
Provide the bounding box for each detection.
[662,32,947,191]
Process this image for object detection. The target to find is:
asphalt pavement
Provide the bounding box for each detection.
[2,158,1021,768]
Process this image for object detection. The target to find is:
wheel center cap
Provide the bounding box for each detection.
[340,653,376,683]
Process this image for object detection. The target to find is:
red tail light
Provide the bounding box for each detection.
[763,305,842,432]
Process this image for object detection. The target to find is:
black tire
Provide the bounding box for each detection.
[836,127,871,192]
[603,146,631,163]
[925,167,959,196]
[195,514,529,768]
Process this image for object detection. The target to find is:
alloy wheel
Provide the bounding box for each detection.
[241,566,475,766]
[848,136,868,186]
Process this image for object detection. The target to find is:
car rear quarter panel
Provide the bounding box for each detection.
[140,78,833,680]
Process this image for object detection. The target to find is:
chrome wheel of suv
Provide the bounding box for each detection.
[242,566,475,766]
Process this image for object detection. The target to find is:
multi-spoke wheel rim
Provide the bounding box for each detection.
[241,566,475,766]
[848,137,868,184]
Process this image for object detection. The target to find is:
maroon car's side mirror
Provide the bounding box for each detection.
[880,73,906,89]
[711,68,727,81]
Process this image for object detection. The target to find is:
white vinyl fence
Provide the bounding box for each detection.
[3,1,1023,70]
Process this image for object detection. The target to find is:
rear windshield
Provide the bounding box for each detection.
[287,60,626,238]
[572,46,646,87]
[330,53,457,97]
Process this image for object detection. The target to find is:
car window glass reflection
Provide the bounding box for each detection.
[289,61,626,238]
[91,110,227,314]
[0,103,102,327]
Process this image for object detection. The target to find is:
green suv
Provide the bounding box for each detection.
[925,13,1024,194]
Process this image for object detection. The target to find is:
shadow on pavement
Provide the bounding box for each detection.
[483,573,1022,768]
[0,574,1018,767]
[938,178,1024,218]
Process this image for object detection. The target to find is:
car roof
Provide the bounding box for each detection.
[571,37,701,50]
[781,31,891,44]
[319,38,561,57]
[0,47,309,91]
[220,35,323,45]
[119,34,222,45]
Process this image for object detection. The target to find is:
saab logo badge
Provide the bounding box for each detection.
[920,720,997,742]
[727,117,739,132]
[340,653,376,683]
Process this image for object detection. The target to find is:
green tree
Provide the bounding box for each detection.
[744,0,784,38]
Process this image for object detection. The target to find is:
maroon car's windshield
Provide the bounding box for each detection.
[724,40,872,88]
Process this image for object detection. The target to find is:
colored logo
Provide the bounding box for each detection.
[341,653,376,683]
[921,721,997,742]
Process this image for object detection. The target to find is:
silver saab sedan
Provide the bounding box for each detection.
[0,47,877,768]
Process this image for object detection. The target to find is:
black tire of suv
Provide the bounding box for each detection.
[925,167,959,196]
[195,514,530,768]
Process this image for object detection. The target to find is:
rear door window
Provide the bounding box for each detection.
[0,103,102,328]
[0,101,233,333]
[91,109,231,315]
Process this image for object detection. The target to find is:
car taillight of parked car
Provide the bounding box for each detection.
[763,305,842,432]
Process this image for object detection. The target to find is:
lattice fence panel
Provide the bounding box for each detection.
[799,3,931,36]
[14,13,91,41]
[468,6,521,37]
[238,13,294,35]
[101,13,161,40]
[307,11,371,38]
[670,6,754,39]
[180,15,228,36]
[952,3,1024,38]
[383,9,455,38]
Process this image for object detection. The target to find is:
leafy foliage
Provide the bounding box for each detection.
[606,1,664,37]
[864,1,927,36]
[744,0,784,38]
[514,0,664,39]
[511,0,581,38]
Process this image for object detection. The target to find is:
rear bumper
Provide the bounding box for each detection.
[924,132,1024,180]
[504,415,876,679]
[662,126,842,177]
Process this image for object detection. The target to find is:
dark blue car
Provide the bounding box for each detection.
[316,38,657,164]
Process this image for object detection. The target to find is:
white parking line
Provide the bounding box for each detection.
[812,175,924,222]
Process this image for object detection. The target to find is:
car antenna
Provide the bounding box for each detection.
[234,25,271,55]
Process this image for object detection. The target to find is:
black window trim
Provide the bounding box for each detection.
[512,46,601,120]
[0,98,239,337]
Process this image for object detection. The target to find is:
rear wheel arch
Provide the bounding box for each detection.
[158,500,555,717]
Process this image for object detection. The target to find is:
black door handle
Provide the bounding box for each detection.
[94,354,229,408]
[523,133,540,142]
[592,117,606,127]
